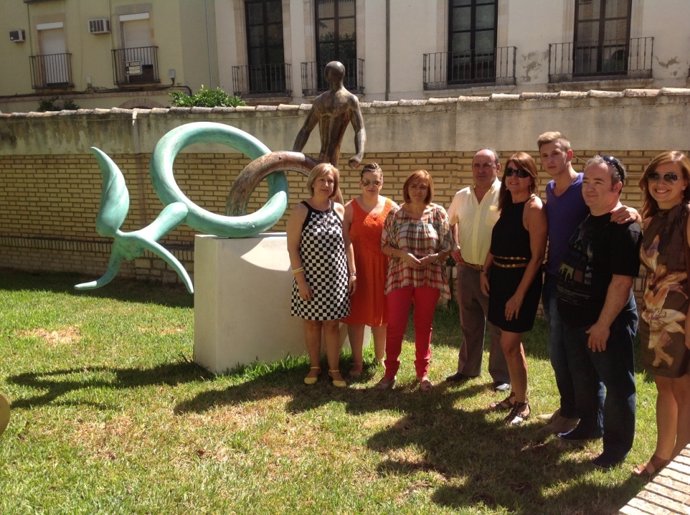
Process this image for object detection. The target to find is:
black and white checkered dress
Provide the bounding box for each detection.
[291,201,350,321]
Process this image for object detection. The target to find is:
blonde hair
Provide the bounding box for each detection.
[537,131,571,152]
[306,163,340,199]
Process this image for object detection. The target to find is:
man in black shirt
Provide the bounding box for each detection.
[556,155,642,468]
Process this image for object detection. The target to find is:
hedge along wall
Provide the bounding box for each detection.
[1,89,689,291]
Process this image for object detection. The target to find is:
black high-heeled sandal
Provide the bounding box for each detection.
[504,401,530,426]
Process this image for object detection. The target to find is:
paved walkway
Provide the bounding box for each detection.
[620,444,690,514]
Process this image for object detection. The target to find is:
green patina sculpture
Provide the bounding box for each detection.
[75,122,295,294]
[77,62,364,294]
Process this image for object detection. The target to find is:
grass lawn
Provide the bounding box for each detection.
[0,269,657,514]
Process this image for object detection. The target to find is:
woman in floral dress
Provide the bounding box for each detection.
[635,151,690,477]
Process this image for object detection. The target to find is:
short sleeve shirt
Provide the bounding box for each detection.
[557,213,642,327]
[446,178,501,266]
[382,203,453,300]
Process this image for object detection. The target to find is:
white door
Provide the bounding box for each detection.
[122,18,153,65]
[38,28,68,84]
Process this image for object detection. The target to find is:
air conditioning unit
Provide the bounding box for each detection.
[88,18,110,34]
[9,30,25,43]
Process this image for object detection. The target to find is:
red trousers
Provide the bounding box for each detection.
[384,286,440,380]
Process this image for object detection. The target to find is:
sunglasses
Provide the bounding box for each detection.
[602,155,626,182]
[504,167,531,178]
[647,171,680,183]
[361,179,382,187]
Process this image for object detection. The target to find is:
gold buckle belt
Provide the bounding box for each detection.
[493,261,528,269]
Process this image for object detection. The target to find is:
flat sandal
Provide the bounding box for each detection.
[633,454,670,478]
[490,391,515,411]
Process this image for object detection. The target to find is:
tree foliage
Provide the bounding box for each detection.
[170,85,245,108]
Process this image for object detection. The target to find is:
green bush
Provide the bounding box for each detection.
[37,97,80,112]
[170,85,245,108]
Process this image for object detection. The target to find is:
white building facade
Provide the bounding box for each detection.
[1,0,689,111]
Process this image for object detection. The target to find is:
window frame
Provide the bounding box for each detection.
[447,0,498,84]
[314,0,357,90]
[573,0,632,76]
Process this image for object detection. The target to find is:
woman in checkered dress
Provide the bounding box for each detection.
[287,163,356,387]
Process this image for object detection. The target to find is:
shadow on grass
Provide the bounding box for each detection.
[7,360,212,409]
[1,268,193,308]
[174,365,644,514]
[433,302,551,362]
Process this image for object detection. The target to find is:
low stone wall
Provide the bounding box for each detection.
[1,89,688,292]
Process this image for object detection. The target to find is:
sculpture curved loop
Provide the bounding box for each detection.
[226,151,318,216]
[77,122,297,293]
[150,121,289,237]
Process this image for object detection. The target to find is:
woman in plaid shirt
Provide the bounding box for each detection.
[375,170,453,391]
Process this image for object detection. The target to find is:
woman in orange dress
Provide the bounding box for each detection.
[343,163,398,377]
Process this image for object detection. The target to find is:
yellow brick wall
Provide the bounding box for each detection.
[0,149,661,293]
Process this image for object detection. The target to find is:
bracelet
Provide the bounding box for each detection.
[292,267,304,275]
[349,273,357,278]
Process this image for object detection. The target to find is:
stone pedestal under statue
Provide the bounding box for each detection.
[194,233,304,373]
[194,233,370,374]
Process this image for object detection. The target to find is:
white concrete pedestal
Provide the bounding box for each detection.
[193,233,372,374]
[194,233,305,374]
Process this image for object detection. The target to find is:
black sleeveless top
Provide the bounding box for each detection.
[490,199,531,267]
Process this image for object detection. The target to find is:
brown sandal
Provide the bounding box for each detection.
[490,391,515,411]
[504,401,530,426]
[632,454,670,478]
[419,377,433,392]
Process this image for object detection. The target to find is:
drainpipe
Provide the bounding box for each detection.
[385,0,390,101]
[204,0,214,87]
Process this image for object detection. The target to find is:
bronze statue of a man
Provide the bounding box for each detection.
[293,61,366,169]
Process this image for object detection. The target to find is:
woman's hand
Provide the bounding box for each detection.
[504,292,524,321]
[479,271,490,296]
[348,275,357,295]
[418,253,438,267]
[403,252,423,268]
[297,280,313,301]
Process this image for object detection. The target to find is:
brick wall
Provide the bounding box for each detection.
[0,148,656,297]
[2,90,689,293]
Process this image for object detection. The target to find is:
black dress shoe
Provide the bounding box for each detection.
[558,426,603,441]
[492,381,510,392]
[445,372,476,383]
[592,452,626,469]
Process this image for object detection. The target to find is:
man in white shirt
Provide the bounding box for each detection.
[445,148,509,391]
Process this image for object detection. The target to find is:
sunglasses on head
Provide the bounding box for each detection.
[647,171,680,183]
[504,167,531,178]
[602,155,626,182]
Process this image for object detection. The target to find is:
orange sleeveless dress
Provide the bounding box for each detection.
[344,197,395,326]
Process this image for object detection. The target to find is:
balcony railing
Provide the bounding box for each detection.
[232,63,291,96]
[548,37,653,83]
[300,58,364,96]
[30,53,73,89]
[112,46,160,86]
[423,47,516,90]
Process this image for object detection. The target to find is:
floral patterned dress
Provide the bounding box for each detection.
[639,203,690,377]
